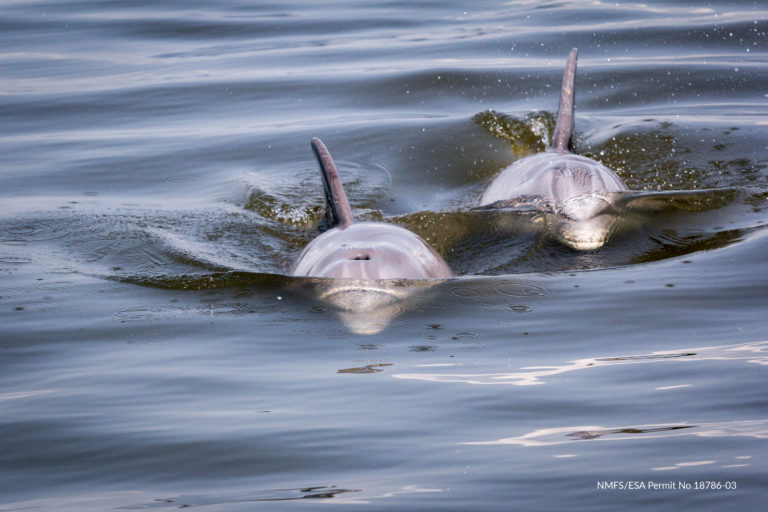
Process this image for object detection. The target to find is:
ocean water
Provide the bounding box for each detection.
[1,1,767,510]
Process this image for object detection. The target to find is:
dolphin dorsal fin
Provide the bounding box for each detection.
[311,137,355,228]
[552,48,578,153]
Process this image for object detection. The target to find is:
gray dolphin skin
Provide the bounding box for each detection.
[292,138,452,334]
[478,48,630,250]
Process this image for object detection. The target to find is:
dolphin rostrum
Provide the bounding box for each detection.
[292,138,452,333]
[478,48,629,250]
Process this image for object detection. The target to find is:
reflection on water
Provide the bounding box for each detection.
[461,419,768,448]
[23,485,445,511]
[394,341,768,386]
[138,486,362,508]
[294,277,447,335]
[566,425,695,440]
[338,363,393,374]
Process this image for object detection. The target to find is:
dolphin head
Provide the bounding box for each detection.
[292,222,452,334]
[292,222,452,280]
[552,193,618,250]
[553,215,615,250]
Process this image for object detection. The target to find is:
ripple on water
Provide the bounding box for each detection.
[198,303,252,316]
[10,297,55,313]
[2,220,74,242]
[410,345,437,352]
[0,288,26,299]
[449,286,481,299]
[36,281,75,291]
[448,282,548,310]
[505,304,532,313]
[114,302,252,322]
[0,256,32,265]
[407,295,448,312]
[3,225,42,238]
[127,330,183,346]
[451,332,482,350]
[114,305,193,322]
[493,280,548,297]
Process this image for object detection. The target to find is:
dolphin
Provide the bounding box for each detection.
[292,138,452,334]
[478,48,740,251]
[478,48,630,250]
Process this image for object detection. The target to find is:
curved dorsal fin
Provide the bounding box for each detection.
[311,137,355,228]
[552,48,578,153]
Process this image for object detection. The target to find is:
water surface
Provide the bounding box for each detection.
[1,1,767,510]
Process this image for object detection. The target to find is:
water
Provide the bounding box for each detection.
[1,1,767,510]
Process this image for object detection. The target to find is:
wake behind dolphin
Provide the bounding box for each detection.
[292,138,452,334]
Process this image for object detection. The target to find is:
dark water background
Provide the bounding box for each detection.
[1,1,767,510]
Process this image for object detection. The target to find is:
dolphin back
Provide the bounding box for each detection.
[311,137,355,228]
[552,48,578,153]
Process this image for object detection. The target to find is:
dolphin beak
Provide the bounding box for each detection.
[336,305,402,335]
[322,286,407,335]
[554,215,615,250]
